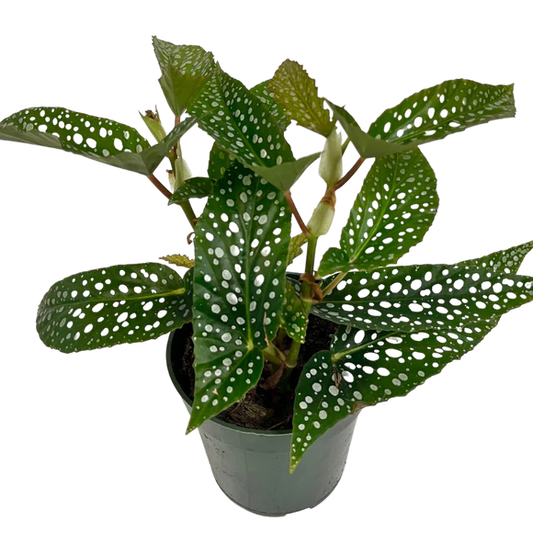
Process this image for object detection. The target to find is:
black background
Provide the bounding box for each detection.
[5,23,533,531]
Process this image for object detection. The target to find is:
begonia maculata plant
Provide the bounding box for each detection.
[1,37,531,472]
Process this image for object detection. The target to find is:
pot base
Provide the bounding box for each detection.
[167,329,358,516]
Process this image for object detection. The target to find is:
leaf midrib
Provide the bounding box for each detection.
[40,287,186,312]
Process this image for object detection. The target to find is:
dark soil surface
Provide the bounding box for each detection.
[169,315,338,431]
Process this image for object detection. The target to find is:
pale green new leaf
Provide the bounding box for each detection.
[288,234,307,266]
[153,37,215,116]
[318,149,438,276]
[270,60,334,137]
[37,264,192,353]
[188,163,291,432]
[160,254,195,268]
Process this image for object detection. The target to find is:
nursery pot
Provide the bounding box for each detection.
[166,327,359,517]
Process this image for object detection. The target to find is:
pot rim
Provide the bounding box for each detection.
[166,329,293,436]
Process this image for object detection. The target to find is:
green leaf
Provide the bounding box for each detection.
[288,233,307,266]
[317,149,438,276]
[313,262,533,332]
[281,281,308,343]
[458,240,533,273]
[249,152,320,191]
[0,107,197,175]
[368,79,515,146]
[291,322,493,470]
[328,101,418,158]
[152,37,215,116]
[37,264,193,353]
[270,60,334,137]
[168,178,213,203]
[251,79,291,131]
[190,66,294,168]
[208,141,235,181]
[159,254,195,268]
[188,163,291,431]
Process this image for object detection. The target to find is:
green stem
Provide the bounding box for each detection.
[286,236,318,368]
[322,271,347,298]
[179,200,198,229]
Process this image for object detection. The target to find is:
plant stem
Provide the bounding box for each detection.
[334,156,365,191]
[147,173,172,199]
[284,191,310,237]
[286,235,318,368]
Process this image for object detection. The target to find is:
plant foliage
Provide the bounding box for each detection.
[1,38,529,475]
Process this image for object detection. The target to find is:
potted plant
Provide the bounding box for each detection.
[1,37,532,516]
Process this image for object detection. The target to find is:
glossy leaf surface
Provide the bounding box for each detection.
[251,79,291,131]
[313,263,533,331]
[189,163,291,431]
[37,264,192,353]
[318,149,438,276]
[368,79,515,146]
[208,141,235,181]
[329,102,415,158]
[291,322,493,470]
[281,281,308,343]
[168,178,213,203]
[0,107,197,175]
[190,67,294,167]
[153,37,215,116]
[271,60,334,137]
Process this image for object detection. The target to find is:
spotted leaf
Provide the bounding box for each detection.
[37,264,192,353]
[208,141,235,181]
[251,79,291,131]
[291,322,495,471]
[153,37,215,116]
[313,263,533,332]
[168,178,213,203]
[0,107,197,175]
[188,163,291,431]
[328,101,415,158]
[288,233,307,266]
[318,149,438,276]
[459,240,533,273]
[281,281,308,343]
[368,79,515,147]
[290,350,358,472]
[190,66,294,168]
[270,60,334,137]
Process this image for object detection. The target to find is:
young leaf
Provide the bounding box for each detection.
[288,233,308,266]
[368,79,515,146]
[291,321,493,471]
[152,37,215,116]
[280,281,308,343]
[188,163,291,432]
[313,263,533,332]
[0,107,197,175]
[159,254,195,268]
[317,149,438,276]
[270,60,334,137]
[168,178,213,203]
[37,264,192,353]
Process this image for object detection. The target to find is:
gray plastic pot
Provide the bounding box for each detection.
[166,328,359,516]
